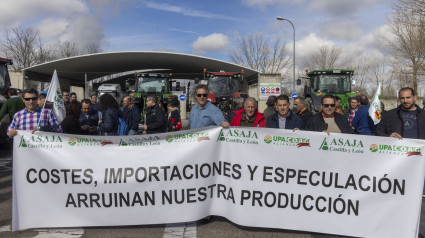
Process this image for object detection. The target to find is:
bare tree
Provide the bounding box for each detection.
[0,26,40,70]
[229,33,290,74]
[385,1,425,93]
[56,40,80,58]
[85,42,102,54]
[302,45,342,70]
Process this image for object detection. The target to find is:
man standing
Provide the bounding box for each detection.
[305,95,353,134]
[263,95,277,119]
[266,95,304,130]
[230,97,265,127]
[376,87,425,139]
[352,96,376,135]
[143,95,166,134]
[0,88,25,122]
[293,96,312,125]
[79,99,99,135]
[62,89,70,106]
[226,97,244,123]
[189,85,229,129]
[122,96,140,135]
[70,92,77,102]
[343,97,360,129]
[7,88,61,137]
[91,94,100,112]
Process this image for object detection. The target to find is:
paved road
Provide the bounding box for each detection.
[1,140,425,238]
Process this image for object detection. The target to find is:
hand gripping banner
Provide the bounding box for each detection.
[12,127,425,238]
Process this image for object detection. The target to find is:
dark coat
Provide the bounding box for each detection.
[298,109,312,125]
[146,104,166,134]
[266,110,304,130]
[167,110,180,131]
[305,113,354,134]
[99,108,122,135]
[122,105,140,131]
[79,109,99,135]
[376,105,425,139]
[61,117,82,135]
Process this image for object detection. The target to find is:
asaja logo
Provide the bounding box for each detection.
[217,129,258,145]
[370,144,378,152]
[264,135,272,144]
[68,138,77,146]
[166,135,174,143]
[265,135,310,147]
[119,135,160,147]
[369,143,421,156]
[319,137,364,154]
[18,135,63,149]
[167,132,210,143]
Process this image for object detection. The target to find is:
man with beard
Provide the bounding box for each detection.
[376,87,425,139]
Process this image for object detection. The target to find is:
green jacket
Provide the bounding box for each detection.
[0,96,25,120]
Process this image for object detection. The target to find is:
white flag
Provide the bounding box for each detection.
[46,70,65,122]
[368,82,382,125]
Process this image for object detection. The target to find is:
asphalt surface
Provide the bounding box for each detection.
[1,137,425,238]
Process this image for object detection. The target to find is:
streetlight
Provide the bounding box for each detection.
[276,16,295,93]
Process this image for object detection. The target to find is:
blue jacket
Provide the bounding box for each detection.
[99,108,122,135]
[351,105,377,135]
[266,111,304,130]
[122,105,140,131]
[79,109,99,135]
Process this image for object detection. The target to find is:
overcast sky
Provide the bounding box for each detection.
[0,0,395,67]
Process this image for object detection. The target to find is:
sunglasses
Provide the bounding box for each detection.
[197,94,208,98]
[323,104,335,108]
[24,97,37,101]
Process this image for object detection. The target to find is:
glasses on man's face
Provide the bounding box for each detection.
[323,104,335,108]
[197,94,208,98]
[63,94,69,97]
[24,97,37,101]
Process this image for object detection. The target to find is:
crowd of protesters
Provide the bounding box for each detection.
[2,85,424,142]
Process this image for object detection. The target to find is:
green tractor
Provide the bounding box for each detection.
[297,69,360,113]
[125,72,178,123]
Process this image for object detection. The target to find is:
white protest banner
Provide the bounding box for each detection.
[45,70,65,122]
[12,128,425,238]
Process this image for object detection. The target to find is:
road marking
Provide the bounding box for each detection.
[34,228,84,238]
[163,222,196,238]
[0,225,11,232]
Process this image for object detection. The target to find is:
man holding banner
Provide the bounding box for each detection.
[376,87,425,139]
[7,88,61,137]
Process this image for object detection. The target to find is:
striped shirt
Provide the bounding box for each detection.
[7,107,61,135]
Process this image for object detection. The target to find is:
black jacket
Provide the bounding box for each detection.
[376,105,425,139]
[266,110,304,130]
[298,109,312,125]
[146,104,166,134]
[305,113,354,134]
[123,105,140,131]
[167,110,180,131]
[99,108,122,135]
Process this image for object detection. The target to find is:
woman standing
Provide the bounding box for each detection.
[167,97,181,131]
[98,94,122,135]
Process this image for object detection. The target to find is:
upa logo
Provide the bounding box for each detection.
[68,138,77,146]
[217,129,258,145]
[167,132,209,143]
[264,135,272,144]
[166,135,174,143]
[67,137,113,147]
[369,143,422,156]
[319,137,364,154]
[18,135,63,149]
[266,135,310,147]
[370,144,378,152]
